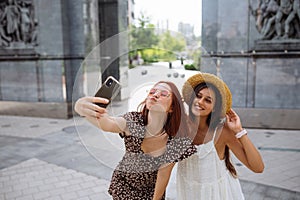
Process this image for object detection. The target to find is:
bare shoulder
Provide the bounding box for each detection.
[215,126,238,159]
[217,125,236,145]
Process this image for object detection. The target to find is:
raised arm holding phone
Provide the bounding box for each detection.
[75,79,195,200]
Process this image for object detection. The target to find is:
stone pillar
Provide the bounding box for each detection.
[61,0,85,102]
[201,0,300,129]
[97,0,129,101]
[0,0,85,118]
[98,0,120,84]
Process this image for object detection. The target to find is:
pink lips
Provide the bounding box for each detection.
[149,97,158,102]
[194,104,204,110]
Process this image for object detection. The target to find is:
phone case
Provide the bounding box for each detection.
[94,76,121,108]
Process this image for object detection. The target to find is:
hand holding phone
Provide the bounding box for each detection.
[94,76,121,108]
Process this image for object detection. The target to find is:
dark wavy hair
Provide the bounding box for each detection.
[137,81,188,138]
[188,82,222,129]
[188,82,237,178]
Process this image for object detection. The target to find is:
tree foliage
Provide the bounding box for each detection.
[130,14,159,50]
[157,30,186,53]
[130,12,196,65]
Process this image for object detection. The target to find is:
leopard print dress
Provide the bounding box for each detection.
[108,112,196,200]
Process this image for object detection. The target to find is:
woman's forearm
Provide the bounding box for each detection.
[239,135,264,173]
[153,163,175,200]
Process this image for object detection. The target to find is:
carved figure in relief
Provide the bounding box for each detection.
[250,0,300,40]
[0,8,11,46]
[250,0,279,39]
[283,0,300,38]
[274,0,293,38]
[19,1,31,43]
[0,0,38,47]
[0,0,21,42]
[260,0,279,39]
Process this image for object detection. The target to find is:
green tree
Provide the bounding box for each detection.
[158,30,186,53]
[130,14,159,52]
[129,13,190,65]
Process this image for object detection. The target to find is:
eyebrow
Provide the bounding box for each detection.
[198,91,213,100]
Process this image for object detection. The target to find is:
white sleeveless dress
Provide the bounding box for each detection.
[176,129,245,200]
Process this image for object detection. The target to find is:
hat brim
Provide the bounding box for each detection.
[182,73,232,116]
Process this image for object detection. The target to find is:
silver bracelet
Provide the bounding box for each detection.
[235,129,247,139]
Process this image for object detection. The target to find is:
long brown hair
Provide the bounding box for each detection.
[188,82,222,129]
[137,81,188,138]
[188,82,237,177]
[224,145,237,178]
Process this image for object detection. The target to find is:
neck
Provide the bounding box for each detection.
[147,110,168,134]
[190,116,210,145]
[195,116,209,134]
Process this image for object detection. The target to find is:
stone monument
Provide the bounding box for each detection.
[201,0,300,129]
[0,0,85,118]
[0,0,131,118]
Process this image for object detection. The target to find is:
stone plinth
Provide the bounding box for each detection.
[254,40,300,51]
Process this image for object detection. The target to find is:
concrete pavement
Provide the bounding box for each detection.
[0,104,300,200]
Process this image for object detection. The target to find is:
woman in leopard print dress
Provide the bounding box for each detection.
[75,81,196,200]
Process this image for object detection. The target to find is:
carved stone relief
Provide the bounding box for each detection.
[250,0,300,40]
[0,0,38,48]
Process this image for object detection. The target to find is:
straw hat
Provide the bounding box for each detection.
[182,73,232,116]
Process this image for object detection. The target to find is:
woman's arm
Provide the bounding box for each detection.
[153,163,175,200]
[74,96,126,133]
[225,109,265,173]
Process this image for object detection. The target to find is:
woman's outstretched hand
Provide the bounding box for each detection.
[74,96,109,118]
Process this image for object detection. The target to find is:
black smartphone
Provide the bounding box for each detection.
[94,76,121,108]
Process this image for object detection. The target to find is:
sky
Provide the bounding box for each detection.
[134,0,202,36]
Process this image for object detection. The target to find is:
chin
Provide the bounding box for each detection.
[148,105,167,112]
[191,109,201,117]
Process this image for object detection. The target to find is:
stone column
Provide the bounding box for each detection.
[0,0,85,118]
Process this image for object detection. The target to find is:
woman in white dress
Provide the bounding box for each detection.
[177,73,265,200]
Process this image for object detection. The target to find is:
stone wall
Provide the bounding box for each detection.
[202,0,300,129]
[0,0,85,118]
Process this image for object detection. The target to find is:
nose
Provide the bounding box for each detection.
[153,91,160,98]
[196,97,205,104]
